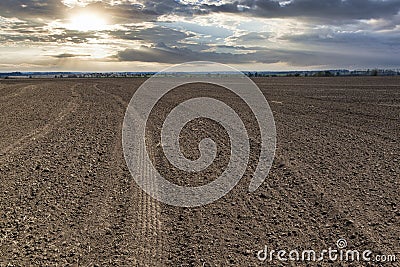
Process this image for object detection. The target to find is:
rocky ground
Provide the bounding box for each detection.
[0,77,399,266]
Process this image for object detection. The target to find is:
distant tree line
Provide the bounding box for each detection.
[2,69,400,79]
[244,69,400,77]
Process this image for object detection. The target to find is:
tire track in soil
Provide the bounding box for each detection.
[275,157,394,255]
[2,78,396,266]
[93,83,164,266]
[0,82,84,266]
[0,84,81,161]
[272,101,399,259]
[0,85,38,115]
[0,84,35,102]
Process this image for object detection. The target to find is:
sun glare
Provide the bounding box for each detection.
[68,12,108,31]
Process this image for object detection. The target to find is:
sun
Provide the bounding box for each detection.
[68,12,108,31]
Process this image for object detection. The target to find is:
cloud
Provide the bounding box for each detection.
[0,0,67,20]
[0,0,399,70]
[108,26,194,44]
[115,42,341,65]
[115,41,400,69]
[205,0,400,22]
[69,2,156,24]
[50,53,91,58]
[2,0,400,24]
[116,42,257,63]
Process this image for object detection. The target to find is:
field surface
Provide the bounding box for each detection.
[0,77,399,266]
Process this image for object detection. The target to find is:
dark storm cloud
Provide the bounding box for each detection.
[139,0,212,16]
[116,42,326,64]
[116,41,400,68]
[205,0,400,21]
[0,26,98,44]
[116,42,245,63]
[141,0,178,15]
[116,42,280,64]
[283,0,400,19]
[50,53,90,58]
[108,26,194,44]
[0,0,67,19]
[2,0,400,23]
[49,30,99,43]
[281,31,400,49]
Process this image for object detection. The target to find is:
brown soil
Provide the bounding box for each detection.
[0,77,399,266]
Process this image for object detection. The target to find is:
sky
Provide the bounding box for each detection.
[0,0,399,71]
